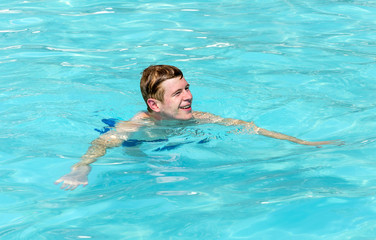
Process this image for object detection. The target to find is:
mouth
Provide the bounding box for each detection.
[179,104,192,111]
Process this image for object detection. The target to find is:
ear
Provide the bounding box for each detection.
[147,98,161,112]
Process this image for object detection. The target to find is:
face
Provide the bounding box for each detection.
[154,76,193,120]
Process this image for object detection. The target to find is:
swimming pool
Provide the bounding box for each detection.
[1,0,376,239]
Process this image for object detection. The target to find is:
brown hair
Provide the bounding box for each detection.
[140,65,183,112]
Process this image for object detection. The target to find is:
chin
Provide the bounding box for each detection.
[177,113,193,120]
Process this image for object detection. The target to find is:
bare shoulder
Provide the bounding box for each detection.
[193,111,223,123]
[193,111,209,119]
[193,111,257,131]
[115,112,150,131]
[131,111,150,121]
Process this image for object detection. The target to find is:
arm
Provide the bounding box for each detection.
[193,111,340,146]
[55,132,124,190]
[255,127,339,146]
[55,113,147,190]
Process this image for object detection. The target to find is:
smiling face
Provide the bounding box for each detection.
[148,76,193,120]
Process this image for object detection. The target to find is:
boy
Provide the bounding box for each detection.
[56,65,339,190]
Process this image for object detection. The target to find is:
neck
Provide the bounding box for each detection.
[148,111,194,123]
[149,111,163,121]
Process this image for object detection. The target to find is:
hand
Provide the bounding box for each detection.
[305,140,345,147]
[55,165,91,190]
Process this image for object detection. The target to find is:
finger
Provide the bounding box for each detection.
[336,140,345,146]
[61,183,69,190]
[65,183,76,191]
[55,179,62,185]
[65,185,74,191]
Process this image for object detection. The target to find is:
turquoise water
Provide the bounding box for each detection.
[1,0,376,239]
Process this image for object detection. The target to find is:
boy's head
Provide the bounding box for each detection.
[140,65,193,120]
[140,65,183,112]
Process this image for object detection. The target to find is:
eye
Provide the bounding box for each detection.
[173,90,182,96]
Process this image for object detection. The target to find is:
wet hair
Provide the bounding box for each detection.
[140,65,183,112]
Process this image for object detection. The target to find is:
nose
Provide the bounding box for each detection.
[183,89,192,101]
